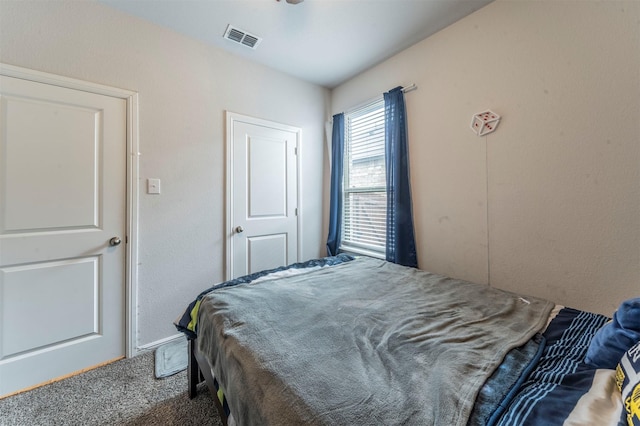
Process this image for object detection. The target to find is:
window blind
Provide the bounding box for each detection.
[341,98,386,255]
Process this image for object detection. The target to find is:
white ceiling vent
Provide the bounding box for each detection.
[223,25,262,49]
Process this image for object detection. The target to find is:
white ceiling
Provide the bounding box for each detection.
[98,0,494,88]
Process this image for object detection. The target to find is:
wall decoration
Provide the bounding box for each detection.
[471,110,500,136]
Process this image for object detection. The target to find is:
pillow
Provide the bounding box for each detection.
[616,340,640,426]
[585,298,640,369]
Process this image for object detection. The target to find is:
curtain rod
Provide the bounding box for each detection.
[342,84,418,116]
[402,83,417,93]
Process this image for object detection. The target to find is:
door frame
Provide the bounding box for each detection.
[0,63,140,358]
[225,111,302,280]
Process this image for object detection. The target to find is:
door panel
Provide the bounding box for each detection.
[228,114,299,279]
[1,257,99,357]
[0,75,126,396]
[247,234,288,274]
[248,136,287,218]
[2,96,100,231]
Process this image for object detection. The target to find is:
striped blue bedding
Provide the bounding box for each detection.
[496,307,625,425]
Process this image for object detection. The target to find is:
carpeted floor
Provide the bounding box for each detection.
[0,351,223,426]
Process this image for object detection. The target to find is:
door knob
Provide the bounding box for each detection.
[109,236,122,246]
[235,226,244,234]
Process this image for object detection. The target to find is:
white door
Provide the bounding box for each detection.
[0,75,126,396]
[227,113,300,279]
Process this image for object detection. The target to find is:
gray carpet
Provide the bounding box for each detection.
[0,351,223,426]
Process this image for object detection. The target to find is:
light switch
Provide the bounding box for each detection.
[147,178,161,194]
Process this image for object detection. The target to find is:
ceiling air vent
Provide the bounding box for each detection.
[224,25,262,49]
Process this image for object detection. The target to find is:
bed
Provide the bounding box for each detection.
[176,254,640,426]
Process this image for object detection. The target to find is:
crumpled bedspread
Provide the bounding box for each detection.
[195,256,553,425]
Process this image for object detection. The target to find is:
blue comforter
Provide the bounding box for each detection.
[496,307,625,425]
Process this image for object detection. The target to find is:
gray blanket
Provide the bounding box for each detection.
[197,257,553,425]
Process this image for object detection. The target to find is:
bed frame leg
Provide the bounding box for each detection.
[187,337,230,426]
[188,338,199,399]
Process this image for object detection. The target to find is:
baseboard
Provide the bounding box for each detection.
[137,334,185,353]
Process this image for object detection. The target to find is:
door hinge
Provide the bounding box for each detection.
[125,235,128,244]
[294,146,298,155]
[295,208,298,216]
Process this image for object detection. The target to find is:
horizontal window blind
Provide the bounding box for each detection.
[342,98,386,255]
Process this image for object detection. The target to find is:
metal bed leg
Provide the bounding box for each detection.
[188,338,200,399]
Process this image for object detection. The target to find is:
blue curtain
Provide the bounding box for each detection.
[384,87,418,267]
[326,113,345,256]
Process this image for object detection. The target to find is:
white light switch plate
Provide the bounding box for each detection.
[147,178,161,194]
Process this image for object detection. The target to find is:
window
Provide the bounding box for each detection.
[340,98,386,256]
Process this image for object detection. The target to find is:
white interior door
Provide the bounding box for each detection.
[227,113,300,279]
[0,75,126,397]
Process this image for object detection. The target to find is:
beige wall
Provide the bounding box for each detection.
[1,0,637,347]
[332,0,640,315]
[0,0,329,346]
